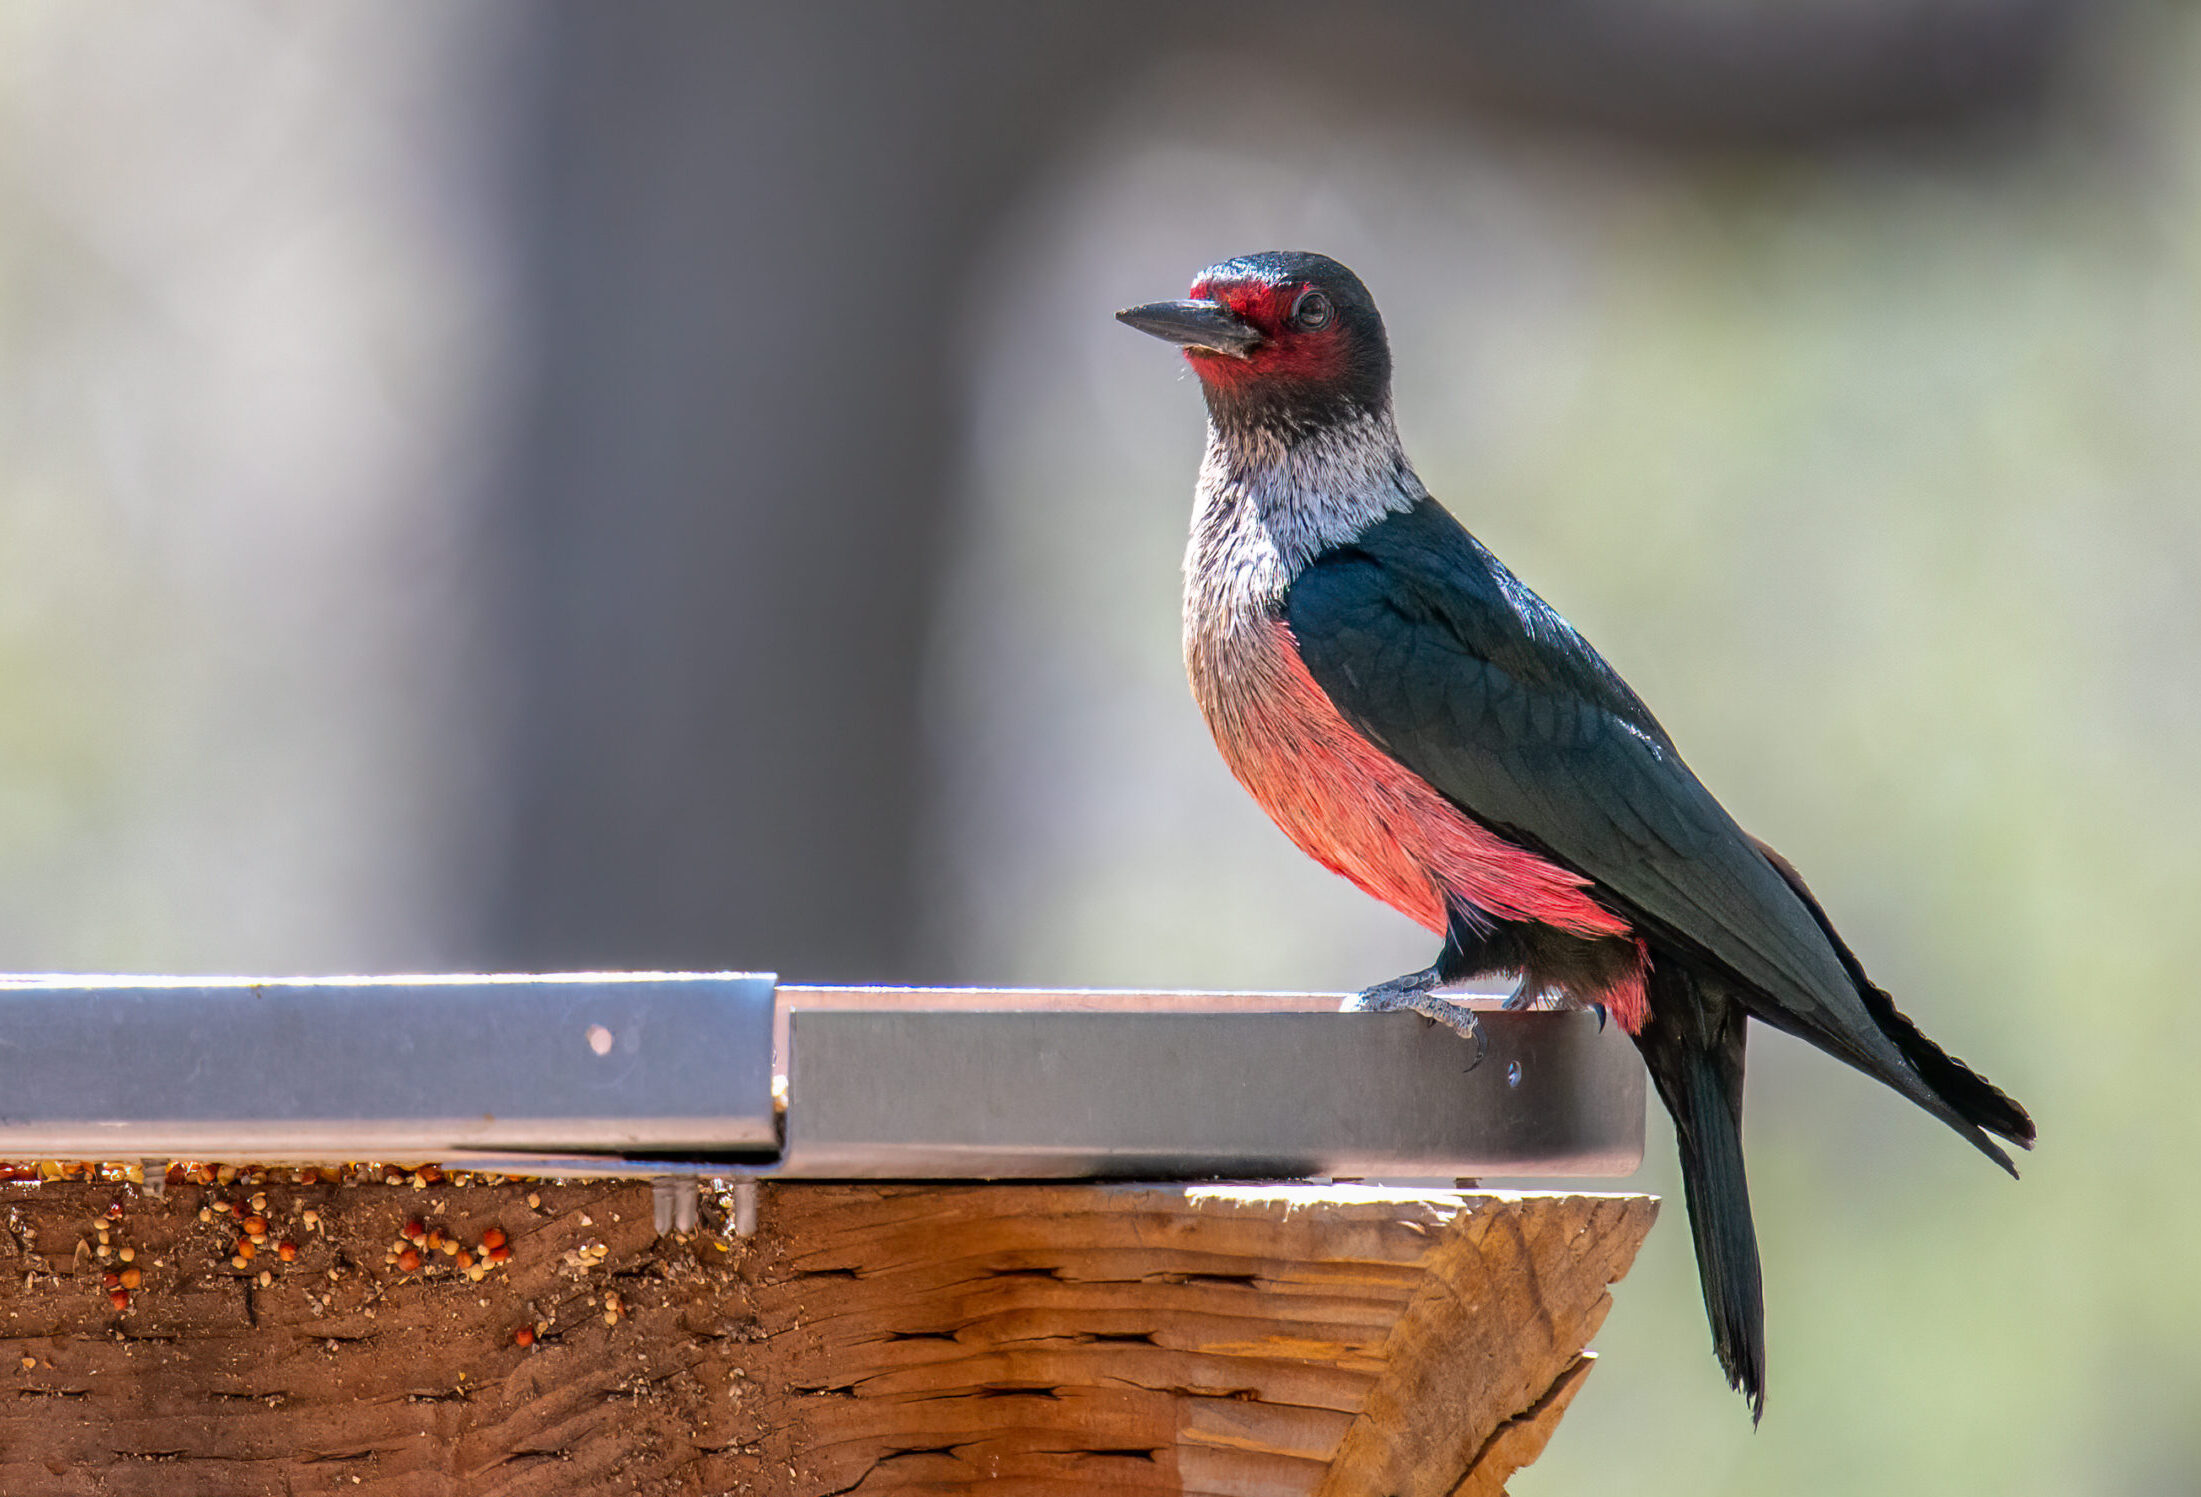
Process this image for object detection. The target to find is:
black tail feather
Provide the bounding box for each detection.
[1749,837,2035,1158]
[1855,980,2034,1157]
[1635,965,1765,1420]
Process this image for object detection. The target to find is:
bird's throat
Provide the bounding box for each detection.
[1189,409,1423,588]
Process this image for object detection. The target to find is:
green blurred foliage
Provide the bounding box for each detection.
[0,5,502,972]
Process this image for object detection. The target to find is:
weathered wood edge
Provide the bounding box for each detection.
[0,1178,1655,1496]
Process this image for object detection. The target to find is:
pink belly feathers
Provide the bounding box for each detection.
[1193,615,1649,1029]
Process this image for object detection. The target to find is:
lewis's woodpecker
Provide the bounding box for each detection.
[1119,250,2033,1417]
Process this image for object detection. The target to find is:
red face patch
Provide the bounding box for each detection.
[1182,275,1346,388]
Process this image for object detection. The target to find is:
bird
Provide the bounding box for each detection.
[1117,250,2033,1419]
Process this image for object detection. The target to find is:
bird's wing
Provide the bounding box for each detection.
[1284,498,1919,1086]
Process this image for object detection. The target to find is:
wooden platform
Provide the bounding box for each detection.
[0,1177,1655,1495]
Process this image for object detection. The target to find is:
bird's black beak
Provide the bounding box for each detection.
[1115,299,1262,358]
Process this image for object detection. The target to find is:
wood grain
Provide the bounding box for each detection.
[0,1178,1653,1495]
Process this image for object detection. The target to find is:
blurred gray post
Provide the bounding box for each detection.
[472,5,1099,978]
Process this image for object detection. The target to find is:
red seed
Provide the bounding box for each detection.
[397,1247,421,1272]
[277,1240,298,1262]
[234,1239,256,1261]
[241,1215,268,1236]
[108,1289,129,1311]
[488,1244,511,1263]
[119,1267,141,1290]
[401,1218,426,1242]
[479,1226,507,1252]
[513,1327,534,1347]
[101,1272,121,1290]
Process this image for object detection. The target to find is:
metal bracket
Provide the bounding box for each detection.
[0,977,1644,1182]
[0,972,777,1161]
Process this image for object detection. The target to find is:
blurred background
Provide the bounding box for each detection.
[1,1,2193,1490]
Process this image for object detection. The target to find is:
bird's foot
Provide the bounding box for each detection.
[1343,971,1488,1069]
[1500,980,1608,1032]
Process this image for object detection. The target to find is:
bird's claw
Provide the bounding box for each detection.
[1344,978,1488,1070]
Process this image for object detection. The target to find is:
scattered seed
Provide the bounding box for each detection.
[513,1327,534,1347]
[242,1215,267,1236]
[108,1289,129,1311]
[526,1193,541,1211]
[118,1247,134,1264]
[479,1226,507,1252]
[488,1245,511,1263]
[18,1356,33,1371]
[397,1247,421,1273]
[257,1270,271,1289]
[119,1267,141,1290]
[278,1240,298,1262]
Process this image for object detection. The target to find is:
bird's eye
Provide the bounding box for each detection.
[1291,289,1333,331]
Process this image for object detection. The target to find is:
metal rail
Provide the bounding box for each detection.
[0,976,1643,1181]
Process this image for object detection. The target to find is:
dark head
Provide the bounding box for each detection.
[1118,251,1391,437]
